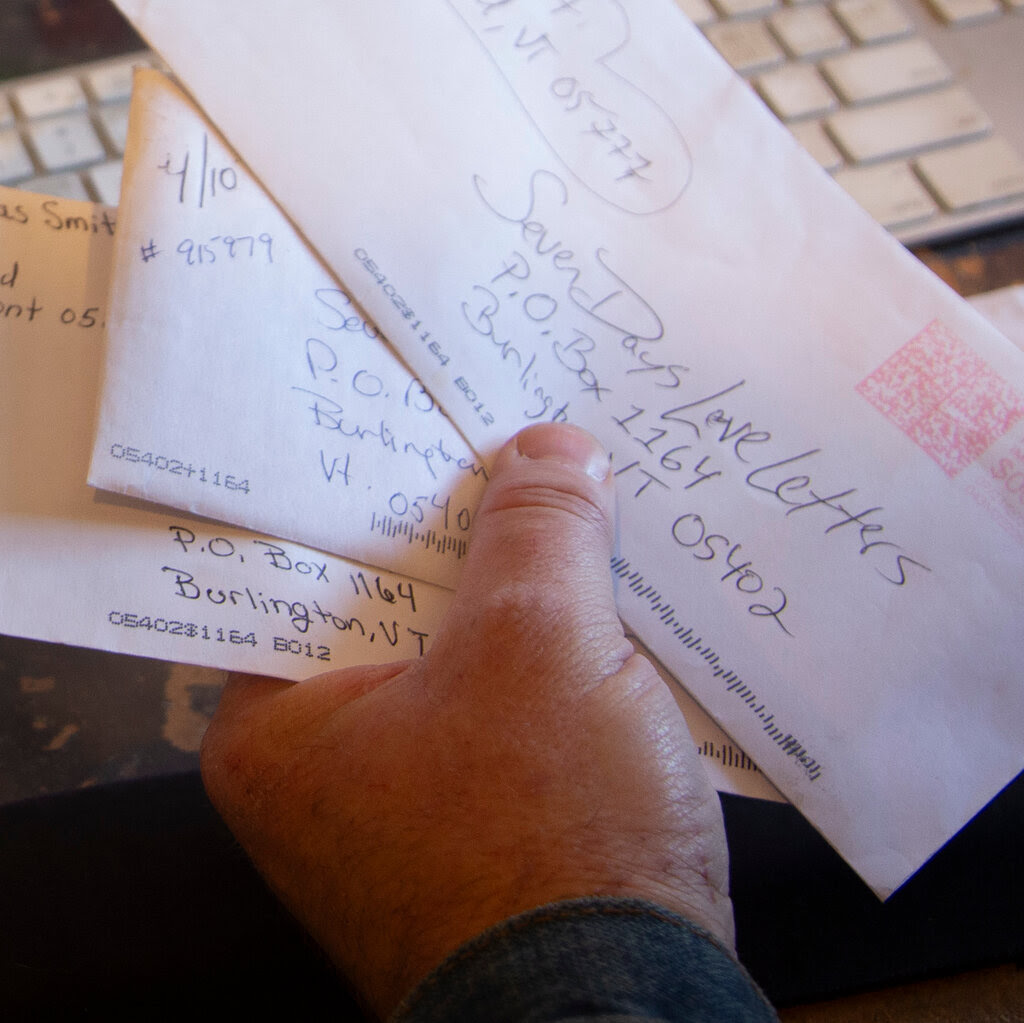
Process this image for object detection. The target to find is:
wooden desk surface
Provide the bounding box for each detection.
[913,221,1024,298]
[781,964,1024,1022]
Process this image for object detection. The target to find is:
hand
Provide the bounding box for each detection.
[200,423,733,1018]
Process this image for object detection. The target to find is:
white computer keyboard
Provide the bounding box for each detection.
[680,0,1024,242]
[1,1,1023,246]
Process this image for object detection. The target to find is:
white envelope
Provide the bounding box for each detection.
[106,0,1024,896]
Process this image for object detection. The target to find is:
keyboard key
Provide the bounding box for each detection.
[673,0,718,25]
[85,57,148,104]
[19,171,92,202]
[757,63,838,120]
[833,160,937,225]
[704,20,785,73]
[925,0,1002,22]
[712,0,779,16]
[87,160,124,206]
[830,0,913,43]
[26,112,106,173]
[14,75,87,118]
[790,119,845,169]
[769,6,850,59]
[95,101,132,154]
[821,38,952,104]
[826,86,991,162]
[916,136,1024,210]
[0,128,34,183]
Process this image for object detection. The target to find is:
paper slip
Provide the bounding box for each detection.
[109,0,1024,895]
[1,186,778,802]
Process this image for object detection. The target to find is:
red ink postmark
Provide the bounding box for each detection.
[856,320,1024,477]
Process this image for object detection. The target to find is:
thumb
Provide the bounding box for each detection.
[428,422,629,693]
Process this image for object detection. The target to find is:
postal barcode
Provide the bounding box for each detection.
[371,513,469,560]
[699,741,761,773]
[611,555,823,782]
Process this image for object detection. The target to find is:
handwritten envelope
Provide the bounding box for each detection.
[106,0,1024,896]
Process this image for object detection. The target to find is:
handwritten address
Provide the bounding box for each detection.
[450,0,692,214]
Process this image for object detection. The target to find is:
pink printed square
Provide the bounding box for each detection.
[908,410,986,476]
[945,367,1024,436]
[857,320,1024,477]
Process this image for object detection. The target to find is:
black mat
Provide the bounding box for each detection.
[2,770,1020,1016]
